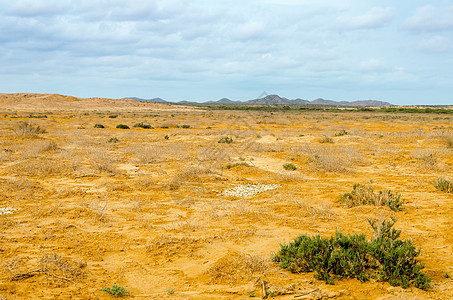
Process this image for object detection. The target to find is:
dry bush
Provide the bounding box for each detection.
[88,149,117,173]
[217,227,257,243]
[4,251,84,284]
[293,201,336,221]
[8,157,73,177]
[301,145,365,173]
[207,252,267,284]
[167,165,218,190]
[37,251,85,282]
[411,149,439,170]
[12,121,46,137]
[133,176,156,191]
[145,235,206,258]
[19,140,58,158]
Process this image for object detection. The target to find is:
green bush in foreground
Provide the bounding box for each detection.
[341,184,404,211]
[434,177,453,193]
[273,218,430,290]
[101,284,129,297]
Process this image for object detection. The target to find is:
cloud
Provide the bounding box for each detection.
[232,21,267,41]
[337,7,394,30]
[402,5,453,32]
[417,36,452,53]
[359,58,389,72]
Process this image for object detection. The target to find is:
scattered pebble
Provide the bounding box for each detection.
[0,207,18,215]
[221,184,281,198]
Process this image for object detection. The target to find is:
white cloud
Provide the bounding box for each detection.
[403,4,453,32]
[232,21,267,41]
[417,36,452,53]
[337,7,394,30]
[359,58,389,72]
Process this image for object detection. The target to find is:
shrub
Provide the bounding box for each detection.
[334,129,348,136]
[94,124,105,128]
[181,124,191,128]
[108,115,118,118]
[273,219,430,290]
[340,184,404,211]
[225,162,250,169]
[101,285,129,297]
[434,177,453,193]
[283,163,297,171]
[116,124,130,129]
[13,121,47,137]
[108,138,119,143]
[218,137,233,144]
[133,122,153,129]
[164,135,169,140]
[319,135,334,143]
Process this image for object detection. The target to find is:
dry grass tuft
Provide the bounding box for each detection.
[207,252,268,284]
[12,121,46,137]
[146,235,207,258]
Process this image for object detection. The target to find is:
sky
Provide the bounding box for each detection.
[1,0,452,105]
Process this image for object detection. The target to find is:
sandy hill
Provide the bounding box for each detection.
[0,93,182,112]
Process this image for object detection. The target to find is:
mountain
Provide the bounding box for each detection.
[245,95,392,106]
[124,97,167,103]
[124,94,392,106]
[206,98,243,104]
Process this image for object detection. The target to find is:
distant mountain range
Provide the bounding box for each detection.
[124,94,392,106]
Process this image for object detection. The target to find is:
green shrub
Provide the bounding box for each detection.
[94,124,105,128]
[101,284,129,297]
[108,138,119,143]
[164,135,169,140]
[283,163,297,171]
[181,124,190,128]
[434,177,453,193]
[108,115,118,118]
[116,124,130,129]
[273,219,430,290]
[161,125,169,129]
[334,129,348,136]
[133,122,153,129]
[218,137,233,144]
[340,184,404,211]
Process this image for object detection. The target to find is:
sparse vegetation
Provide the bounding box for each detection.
[133,122,153,129]
[283,163,297,170]
[116,124,130,129]
[218,136,233,144]
[101,285,129,297]
[273,218,430,289]
[319,135,334,143]
[13,121,47,137]
[434,177,453,193]
[181,124,190,128]
[334,129,348,136]
[108,137,119,143]
[94,123,105,128]
[340,184,404,211]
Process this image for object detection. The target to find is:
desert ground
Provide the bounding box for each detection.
[0,94,452,299]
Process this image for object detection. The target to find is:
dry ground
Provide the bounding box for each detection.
[0,94,452,299]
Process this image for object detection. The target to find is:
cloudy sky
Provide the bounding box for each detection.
[1,0,452,105]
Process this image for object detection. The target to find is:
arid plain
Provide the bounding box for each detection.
[0,94,452,299]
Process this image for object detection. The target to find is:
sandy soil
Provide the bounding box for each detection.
[0,94,452,299]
